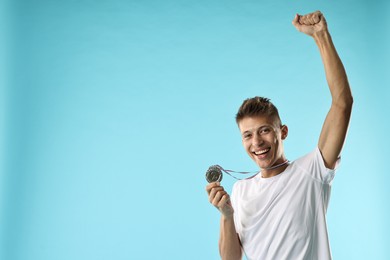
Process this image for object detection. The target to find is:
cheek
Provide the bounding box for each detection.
[272,133,281,144]
[243,141,251,152]
[264,134,278,144]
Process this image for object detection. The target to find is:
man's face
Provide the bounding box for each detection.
[238,115,288,169]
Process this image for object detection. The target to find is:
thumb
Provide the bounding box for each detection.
[292,14,304,32]
[292,13,300,26]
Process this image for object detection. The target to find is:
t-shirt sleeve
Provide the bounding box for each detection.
[316,146,340,183]
[296,146,341,184]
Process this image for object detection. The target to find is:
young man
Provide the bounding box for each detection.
[206,11,353,260]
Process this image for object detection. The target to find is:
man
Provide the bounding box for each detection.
[206,11,353,260]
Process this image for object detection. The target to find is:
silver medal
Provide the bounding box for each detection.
[205,165,223,183]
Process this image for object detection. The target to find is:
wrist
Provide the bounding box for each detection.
[312,29,331,43]
[221,213,234,221]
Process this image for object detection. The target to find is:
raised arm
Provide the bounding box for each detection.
[292,11,353,169]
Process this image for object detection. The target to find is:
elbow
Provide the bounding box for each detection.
[346,93,354,107]
[347,94,354,111]
[343,94,353,111]
[334,90,353,111]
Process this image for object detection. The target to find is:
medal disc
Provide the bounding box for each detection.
[205,165,223,183]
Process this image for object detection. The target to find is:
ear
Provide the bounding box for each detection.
[281,125,288,140]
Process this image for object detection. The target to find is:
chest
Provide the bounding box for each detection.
[237,172,325,228]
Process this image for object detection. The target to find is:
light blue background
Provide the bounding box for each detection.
[1,0,389,259]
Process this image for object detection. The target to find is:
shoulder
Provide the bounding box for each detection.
[292,147,340,183]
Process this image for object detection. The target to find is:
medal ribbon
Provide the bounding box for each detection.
[215,165,258,180]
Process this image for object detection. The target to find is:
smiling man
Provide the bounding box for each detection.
[206,11,353,260]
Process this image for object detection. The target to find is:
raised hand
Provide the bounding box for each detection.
[206,182,234,218]
[292,11,328,37]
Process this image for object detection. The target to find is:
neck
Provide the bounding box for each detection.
[261,159,289,178]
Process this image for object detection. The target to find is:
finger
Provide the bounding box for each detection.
[318,12,327,25]
[209,186,224,197]
[212,190,227,206]
[308,13,320,24]
[313,14,320,24]
[208,187,224,202]
[300,12,322,25]
[217,194,230,208]
[299,15,312,25]
[292,13,300,26]
[292,14,305,32]
[205,182,220,195]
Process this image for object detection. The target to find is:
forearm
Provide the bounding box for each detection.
[219,215,242,260]
[314,28,353,167]
[313,30,353,107]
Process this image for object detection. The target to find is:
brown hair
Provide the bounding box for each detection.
[235,96,281,125]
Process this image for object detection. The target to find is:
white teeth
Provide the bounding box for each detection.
[254,148,269,155]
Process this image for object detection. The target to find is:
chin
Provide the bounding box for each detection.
[255,158,275,169]
[254,160,270,169]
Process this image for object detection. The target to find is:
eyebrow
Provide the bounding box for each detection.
[241,125,271,136]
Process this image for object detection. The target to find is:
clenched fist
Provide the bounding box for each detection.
[206,182,234,218]
[292,11,328,37]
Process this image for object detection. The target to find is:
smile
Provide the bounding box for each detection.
[253,148,270,155]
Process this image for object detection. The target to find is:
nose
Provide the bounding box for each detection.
[252,133,264,147]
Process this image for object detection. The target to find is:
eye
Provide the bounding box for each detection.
[243,133,252,140]
[260,127,271,135]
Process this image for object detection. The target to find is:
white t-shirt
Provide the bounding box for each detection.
[231,147,339,260]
